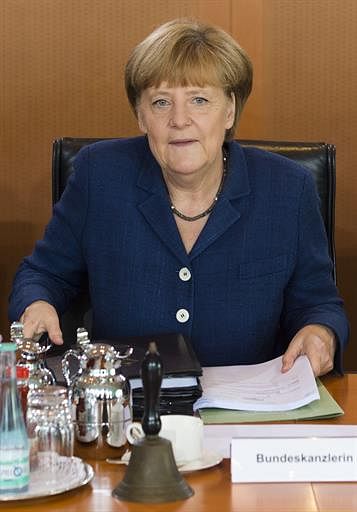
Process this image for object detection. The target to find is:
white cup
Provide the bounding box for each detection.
[126,415,203,465]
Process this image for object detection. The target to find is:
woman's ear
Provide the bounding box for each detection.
[137,108,147,134]
[225,92,236,130]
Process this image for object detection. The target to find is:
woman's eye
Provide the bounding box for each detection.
[152,99,170,108]
[193,97,208,105]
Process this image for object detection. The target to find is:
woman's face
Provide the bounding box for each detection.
[137,84,235,179]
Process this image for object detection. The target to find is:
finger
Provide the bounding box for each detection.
[39,315,63,345]
[281,339,303,373]
[22,319,44,340]
[47,327,64,345]
[303,349,321,377]
[281,355,294,373]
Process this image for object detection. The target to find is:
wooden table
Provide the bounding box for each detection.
[4,373,357,512]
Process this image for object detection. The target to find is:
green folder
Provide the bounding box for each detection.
[199,379,343,424]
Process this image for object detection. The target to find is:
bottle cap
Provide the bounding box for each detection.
[16,366,30,379]
[0,342,17,352]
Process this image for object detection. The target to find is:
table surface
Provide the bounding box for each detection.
[3,373,357,512]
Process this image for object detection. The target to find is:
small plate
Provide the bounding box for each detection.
[179,451,223,472]
[106,449,222,472]
[0,455,94,501]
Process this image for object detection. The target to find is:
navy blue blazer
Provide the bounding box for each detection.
[9,137,349,369]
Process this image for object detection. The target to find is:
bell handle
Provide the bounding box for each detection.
[61,349,82,387]
[141,341,163,436]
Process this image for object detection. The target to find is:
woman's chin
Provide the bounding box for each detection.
[166,164,205,177]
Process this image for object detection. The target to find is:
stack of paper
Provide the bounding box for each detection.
[193,355,343,424]
[194,355,319,412]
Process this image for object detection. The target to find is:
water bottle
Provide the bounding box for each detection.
[0,342,30,494]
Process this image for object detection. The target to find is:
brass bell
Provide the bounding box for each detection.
[112,342,194,503]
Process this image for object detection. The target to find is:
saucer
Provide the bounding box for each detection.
[106,449,222,473]
[178,450,223,472]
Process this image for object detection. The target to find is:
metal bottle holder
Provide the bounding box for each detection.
[61,328,134,460]
[10,321,56,389]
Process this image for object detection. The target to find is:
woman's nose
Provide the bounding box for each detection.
[169,103,191,128]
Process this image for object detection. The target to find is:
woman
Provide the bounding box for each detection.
[9,19,348,376]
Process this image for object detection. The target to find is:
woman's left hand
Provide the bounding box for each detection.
[281,324,336,377]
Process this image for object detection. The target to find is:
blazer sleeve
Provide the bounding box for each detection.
[8,147,90,320]
[280,172,349,373]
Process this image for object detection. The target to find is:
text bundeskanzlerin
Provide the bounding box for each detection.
[256,453,353,463]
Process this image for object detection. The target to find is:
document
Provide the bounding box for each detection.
[199,379,343,424]
[193,355,319,412]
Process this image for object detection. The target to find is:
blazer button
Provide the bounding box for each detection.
[179,267,191,282]
[176,309,190,323]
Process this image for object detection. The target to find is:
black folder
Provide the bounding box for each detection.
[110,332,202,379]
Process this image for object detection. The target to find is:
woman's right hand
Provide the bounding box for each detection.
[20,300,63,345]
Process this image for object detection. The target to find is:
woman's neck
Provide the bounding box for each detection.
[163,158,225,218]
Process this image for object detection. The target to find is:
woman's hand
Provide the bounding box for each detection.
[281,324,336,377]
[20,300,63,345]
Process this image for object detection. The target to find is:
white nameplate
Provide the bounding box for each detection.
[231,436,357,482]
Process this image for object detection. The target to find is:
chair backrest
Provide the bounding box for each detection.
[51,137,336,344]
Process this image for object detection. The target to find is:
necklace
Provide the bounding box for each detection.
[170,152,227,222]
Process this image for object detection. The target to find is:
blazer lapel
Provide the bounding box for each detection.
[136,148,190,265]
[190,142,251,260]
[138,196,190,265]
[189,198,242,260]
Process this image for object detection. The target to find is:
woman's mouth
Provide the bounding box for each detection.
[169,139,197,146]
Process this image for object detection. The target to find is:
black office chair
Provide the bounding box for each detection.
[52,137,337,345]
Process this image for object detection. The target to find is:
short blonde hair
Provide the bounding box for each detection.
[125,19,253,140]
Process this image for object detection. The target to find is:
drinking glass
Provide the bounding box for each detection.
[26,385,74,478]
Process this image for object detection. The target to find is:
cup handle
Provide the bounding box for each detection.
[125,422,144,444]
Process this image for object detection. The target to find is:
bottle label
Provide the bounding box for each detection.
[0,452,29,492]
